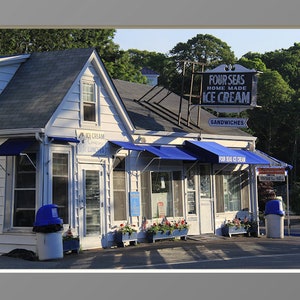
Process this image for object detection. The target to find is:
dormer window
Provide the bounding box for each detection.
[82,81,96,122]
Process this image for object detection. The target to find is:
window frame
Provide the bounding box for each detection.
[80,80,98,125]
[12,153,37,228]
[215,170,248,213]
[141,170,184,220]
[112,156,127,221]
[50,148,72,224]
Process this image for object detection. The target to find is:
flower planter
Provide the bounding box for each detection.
[221,226,248,237]
[147,231,173,243]
[63,237,80,254]
[115,232,137,247]
[172,228,189,240]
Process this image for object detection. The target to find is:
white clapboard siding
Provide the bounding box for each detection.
[0,234,37,254]
[50,67,129,139]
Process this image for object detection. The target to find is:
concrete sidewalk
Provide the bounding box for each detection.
[1,216,299,270]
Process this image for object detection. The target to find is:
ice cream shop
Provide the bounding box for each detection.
[0,48,278,253]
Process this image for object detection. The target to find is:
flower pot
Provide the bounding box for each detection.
[115,232,137,247]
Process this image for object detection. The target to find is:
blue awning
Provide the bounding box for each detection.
[184,140,246,164]
[235,150,271,165]
[48,136,80,143]
[0,139,34,156]
[254,149,293,170]
[109,141,144,151]
[142,145,197,161]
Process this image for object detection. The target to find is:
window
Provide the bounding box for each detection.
[216,171,243,213]
[13,153,36,227]
[186,168,196,215]
[85,170,100,235]
[200,164,211,198]
[113,157,126,221]
[52,153,69,223]
[82,81,96,122]
[141,171,183,219]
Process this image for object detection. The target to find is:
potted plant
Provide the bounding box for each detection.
[62,226,80,254]
[114,223,137,247]
[146,217,189,242]
[221,217,252,237]
[172,219,189,240]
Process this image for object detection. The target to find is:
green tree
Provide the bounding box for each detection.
[261,43,300,92]
[237,55,267,72]
[170,34,236,67]
[168,34,236,96]
[126,49,176,88]
[247,69,294,155]
[0,28,146,83]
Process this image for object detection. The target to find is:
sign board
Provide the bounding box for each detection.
[208,118,248,128]
[129,192,140,217]
[257,167,286,175]
[257,167,286,182]
[76,129,106,156]
[200,64,258,113]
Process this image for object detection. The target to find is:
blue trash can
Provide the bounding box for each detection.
[265,200,285,239]
[33,204,64,260]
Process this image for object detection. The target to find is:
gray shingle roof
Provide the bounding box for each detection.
[0,48,94,130]
[113,79,251,137]
[0,48,251,138]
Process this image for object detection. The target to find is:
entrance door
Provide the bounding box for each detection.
[199,165,214,234]
[79,164,105,249]
[186,167,200,234]
[186,164,214,235]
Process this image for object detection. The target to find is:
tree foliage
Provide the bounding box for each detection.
[170,34,236,68]
[0,29,146,83]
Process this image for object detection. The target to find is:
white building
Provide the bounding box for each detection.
[0,48,271,253]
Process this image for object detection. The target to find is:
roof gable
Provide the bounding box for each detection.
[0,48,94,130]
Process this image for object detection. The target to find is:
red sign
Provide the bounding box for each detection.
[257,168,285,175]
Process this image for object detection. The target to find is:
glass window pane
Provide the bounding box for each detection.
[13,190,36,227]
[216,171,242,213]
[52,153,69,223]
[83,103,96,122]
[85,170,100,235]
[173,171,183,217]
[13,154,36,227]
[53,153,68,176]
[113,157,126,221]
[82,83,95,102]
[141,172,151,219]
[151,172,173,218]
[200,165,211,198]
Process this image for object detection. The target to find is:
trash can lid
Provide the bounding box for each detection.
[265,200,285,216]
[34,204,63,226]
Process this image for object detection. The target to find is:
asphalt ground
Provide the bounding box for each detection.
[1,216,299,270]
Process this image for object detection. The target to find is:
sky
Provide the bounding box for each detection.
[114,29,300,58]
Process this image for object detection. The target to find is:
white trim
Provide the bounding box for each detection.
[0,54,30,66]
[0,128,44,137]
